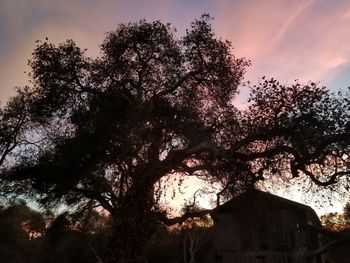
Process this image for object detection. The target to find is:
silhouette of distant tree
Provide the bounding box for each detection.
[321,201,350,231]
[181,214,212,263]
[0,90,32,168]
[1,15,350,262]
[42,212,108,263]
[0,201,111,263]
[0,201,45,262]
[320,201,350,263]
[344,201,350,222]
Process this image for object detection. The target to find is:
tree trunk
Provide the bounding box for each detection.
[105,186,156,263]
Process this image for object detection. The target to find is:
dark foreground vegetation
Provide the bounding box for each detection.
[1,14,350,262]
[1,200,350,263]
[0,201,109,263]
[0,201,216,263]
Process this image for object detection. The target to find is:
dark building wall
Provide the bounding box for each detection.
[211,190,323,263]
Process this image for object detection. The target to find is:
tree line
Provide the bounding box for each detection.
[0,200,215,263]
[1,199,350,263]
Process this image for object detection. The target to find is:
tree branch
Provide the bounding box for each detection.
[161,141,225,174]
[309,132,350,159]
[157,208,212,226]
[300,167,350,187]
[154,70,199,98]
[231,145,302,162]
[73,187,115,214]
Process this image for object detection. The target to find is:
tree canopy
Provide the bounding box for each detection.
[1,15,350,262]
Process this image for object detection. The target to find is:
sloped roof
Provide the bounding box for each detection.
[211,189,321,226]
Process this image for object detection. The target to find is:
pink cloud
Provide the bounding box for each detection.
[209,0,350,91]
[2,0,350,98]
[0,0,210,100]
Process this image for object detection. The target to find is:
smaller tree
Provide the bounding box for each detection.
[181,218,212,263]
[343,201,350,223]
[321,201,350,231]
[42,209,112,263]
[0,201,45,263]
[179,197,213,263]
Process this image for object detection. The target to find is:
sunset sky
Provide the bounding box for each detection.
[1,0,349,214]
[2,0,350,100]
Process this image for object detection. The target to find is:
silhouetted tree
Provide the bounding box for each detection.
[2,15,350,262]
[0,201,45,263]
[0,89,32,168]
[181,217,212,263]
[0,202,111,263]
[344,201,350,222]
[320,201,350,263]
[321,201,350,231]
[42,210,110,263]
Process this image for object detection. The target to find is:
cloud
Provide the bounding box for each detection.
[212,0,312,57]
[321,61,350,90]
[2,0,350,102]
[0,0,214,100]
[212,0,350,91]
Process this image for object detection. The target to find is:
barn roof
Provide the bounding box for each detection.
[211,189,321,226]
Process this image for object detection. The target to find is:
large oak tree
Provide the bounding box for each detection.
[1,15,350,262]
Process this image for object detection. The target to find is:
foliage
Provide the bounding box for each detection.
[344,201,350,221]
[180,215,213,263]
[321,200,350,232]
[0,201,111,263]
[0,202,213,263]
[0,201,45,263]
[321,212,349,232]
[1,15,350,262]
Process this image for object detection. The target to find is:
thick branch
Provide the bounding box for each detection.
[309,132,350,159]
[157,208,212,226]
[0,112,27,167]
[231,145,302,162]
[154,70,199,98]
[177,163,211,174]
[300,167,350,186]
[170,141,223,160]
[73,187,115,214]
[230,128,290,152]
[0,141,17,167]
[161,141,224,174]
